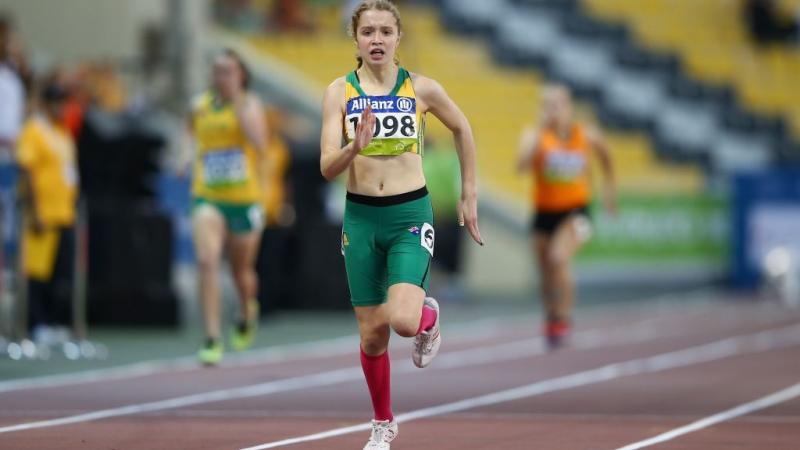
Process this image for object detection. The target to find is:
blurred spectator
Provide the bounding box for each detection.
[35,62,128,143]
[342,0,362,26]
[61,68,90,139]
[82,62,128,114]
[213,0,265,32]
[744,0,799,45]
[215,0,251,24]
[212,0,315,33]
[0,14,25,159]
[261,108,294,227]
[5,31,32,92]
[0,15,8,47]
[272,0,314,32]
[422,140,465,302]
[45,66,89,139]
[16,77,79,342]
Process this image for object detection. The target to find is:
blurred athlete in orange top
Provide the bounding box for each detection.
[517,84,616,349]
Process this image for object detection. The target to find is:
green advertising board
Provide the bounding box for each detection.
[578,193,728,263]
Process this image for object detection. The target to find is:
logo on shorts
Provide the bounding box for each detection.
[420,223,434,256]
[408,226,420,235]
[341,231,349,256]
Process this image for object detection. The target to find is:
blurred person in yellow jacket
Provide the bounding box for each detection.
[17,80,79,342]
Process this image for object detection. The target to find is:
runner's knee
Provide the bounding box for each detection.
[389,312,419,337]
[548,245,570,267]
[360,328,389,356]
[386,288,424,337]
[232,266,256,285]
[197,253,220,273]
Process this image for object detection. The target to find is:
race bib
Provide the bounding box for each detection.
[420,222,435,257]
[247,204,265,230]
[203,148,247,187]
[544,150,586,182]
[345,95,418,141]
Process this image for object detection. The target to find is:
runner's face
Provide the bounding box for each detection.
[355,10,400,67]
[212,55,243,99]
[542,88,572,128]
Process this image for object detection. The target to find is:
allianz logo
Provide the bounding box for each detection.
[350,96,415,113]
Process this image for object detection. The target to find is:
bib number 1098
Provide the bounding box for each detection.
[349,114,416,138]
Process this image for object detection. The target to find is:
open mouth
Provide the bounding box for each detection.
[369,49,385,58]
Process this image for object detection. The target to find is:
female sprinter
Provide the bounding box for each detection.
[320,1,482,448]
[517,84,616,349]
[189,49,267,365]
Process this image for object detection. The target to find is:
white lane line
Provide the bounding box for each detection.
[614,382,800,450]
[0,311,692,434]
[0,366,364,434]
[238,323,800,450]
[0,334,356,395]
[0,289,719,394]
[0,316,513,395]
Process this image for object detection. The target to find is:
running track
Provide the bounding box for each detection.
[0,294,799,449]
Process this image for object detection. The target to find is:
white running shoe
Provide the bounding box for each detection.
[412,297,441,368]
[363,419,398,450]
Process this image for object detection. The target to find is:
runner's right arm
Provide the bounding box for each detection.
[320,78,375,181]
[516,126,539,174]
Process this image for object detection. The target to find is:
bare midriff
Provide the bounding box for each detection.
[347,152,426,196]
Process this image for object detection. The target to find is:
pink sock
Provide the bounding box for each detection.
[416,305,438,335]
[360,348,393,422]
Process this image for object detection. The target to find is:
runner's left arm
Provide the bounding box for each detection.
[236,94,269,188]
[416,76,483,246]
[236,93,268,153]
[587,124,617,216]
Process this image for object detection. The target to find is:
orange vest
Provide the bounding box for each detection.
[532,124,591,212]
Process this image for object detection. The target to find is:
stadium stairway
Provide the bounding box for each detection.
[584,0,800,144]
[439,0,800,174]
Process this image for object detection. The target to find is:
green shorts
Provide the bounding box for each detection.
[192,197,264,234]
[342,187,434,307]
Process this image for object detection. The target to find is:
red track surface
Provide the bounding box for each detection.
[1,299,799,450]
